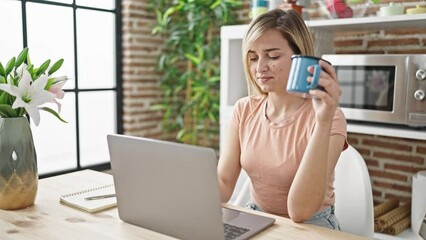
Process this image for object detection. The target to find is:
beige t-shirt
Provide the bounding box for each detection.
[230,95,348,218]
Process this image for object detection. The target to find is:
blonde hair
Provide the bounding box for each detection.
[242,9,315,96]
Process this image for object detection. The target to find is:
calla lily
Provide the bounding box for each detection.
[0,69,55,126]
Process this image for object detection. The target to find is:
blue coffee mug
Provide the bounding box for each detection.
[286,55,328,98]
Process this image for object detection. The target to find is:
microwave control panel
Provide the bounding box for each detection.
[407,55,426,125]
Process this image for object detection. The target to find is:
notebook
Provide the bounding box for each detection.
[107,134,275,240]
[59,184,117,213]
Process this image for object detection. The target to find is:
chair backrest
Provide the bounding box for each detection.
[230,170,251,207]
[334,145,374,239]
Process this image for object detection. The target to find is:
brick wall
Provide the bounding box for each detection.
[334,29,426,54]
[121,0,426,204]
[122,0,170,140]
[348,134,426,204]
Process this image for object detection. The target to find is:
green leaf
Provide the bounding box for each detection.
[37,59,51,76]
[176,128,186,141]
[5,57,16,76]
[40,107,68,123]
[15,48,29,68]
[163,5,181,22]
[44,78,55,90]
[184,53,200,65]
[0,91,8,103]
[0,91,15,106]
[150,104,167,111]
[0,75,5,84]
[26,54,32,67]
[158,55,167,70]
[9,75,18,86]
[27,64,34,75]
[195,44,204,62]
[208,111,217,122]
[0,104,18,118]
[210,0,222,9]
[48,59,64,75]
[207,76,220,83]
[151,26,163,35]
[31,68,39,79]
[155,9,163,24]
[0,62,5,77]
[17,107,25,117]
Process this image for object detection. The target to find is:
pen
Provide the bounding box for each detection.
[85,194,116,200]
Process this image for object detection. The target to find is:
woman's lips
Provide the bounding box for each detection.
[257,76,272,82]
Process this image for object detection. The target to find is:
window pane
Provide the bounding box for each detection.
[31,93,77,175]
[79,91,116,167]
[0,1,23,62]
[77,9,116,89]
[76,0,115,10]
[26,3,76,89]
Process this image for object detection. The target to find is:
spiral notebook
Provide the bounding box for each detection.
[59,184,117,213]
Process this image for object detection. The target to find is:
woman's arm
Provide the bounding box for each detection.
[217,123,242,203]
[288,60,345,222]
[288,130,345,222]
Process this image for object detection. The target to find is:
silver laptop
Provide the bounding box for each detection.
[107,134,275,240]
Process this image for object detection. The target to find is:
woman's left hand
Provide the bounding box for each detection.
[307,60,342,124]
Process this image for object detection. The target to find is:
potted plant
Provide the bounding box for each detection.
[149,0,240,147]
[0,48,67,210]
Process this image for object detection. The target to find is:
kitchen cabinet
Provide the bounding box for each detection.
[219,14,426,153]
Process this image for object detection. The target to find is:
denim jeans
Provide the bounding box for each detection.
[303,205,341,230]
[245,201,341,230]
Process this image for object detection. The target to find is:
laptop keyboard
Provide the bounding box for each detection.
[224,223,250,240]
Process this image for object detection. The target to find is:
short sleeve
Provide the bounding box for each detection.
[331,108,349,150]
[229,98,243,131]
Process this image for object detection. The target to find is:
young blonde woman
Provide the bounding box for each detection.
[217,9,348,229]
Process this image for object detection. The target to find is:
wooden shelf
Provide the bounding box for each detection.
[221,14,426,38]
[305,13,426,32]
[347,123,426,140]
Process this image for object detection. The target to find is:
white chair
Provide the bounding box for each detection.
[233,173,251,207]
[232,145,374,239]
[229,170,251,207]
[334,145,374,239]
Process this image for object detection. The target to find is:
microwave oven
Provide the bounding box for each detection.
[322,54,426,127]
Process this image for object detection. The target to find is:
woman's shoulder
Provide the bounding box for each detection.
[233,95,266,117]
[233,95,266,123]
[235,95,265,108]
[334,107,347,121]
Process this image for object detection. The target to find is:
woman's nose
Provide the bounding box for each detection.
[256,59,268,73]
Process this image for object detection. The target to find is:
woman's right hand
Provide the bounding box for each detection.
[308,60,342,125]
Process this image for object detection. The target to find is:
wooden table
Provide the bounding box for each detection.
[0,170,367,240]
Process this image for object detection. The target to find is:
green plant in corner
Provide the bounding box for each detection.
[149,0,240,147]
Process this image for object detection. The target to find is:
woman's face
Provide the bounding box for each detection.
[248,29,295,94]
